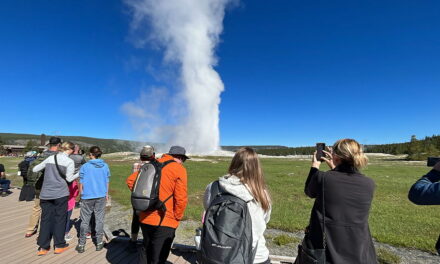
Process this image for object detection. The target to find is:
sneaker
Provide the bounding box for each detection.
[86,233,91,239]
[96,242,104,251]
[37,247,50,256]
[54,245,70,254]
[65,233,73,241]
[1,192,7,197]
[75,244,85,253]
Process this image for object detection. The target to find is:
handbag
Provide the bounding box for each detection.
[295,175,327,264]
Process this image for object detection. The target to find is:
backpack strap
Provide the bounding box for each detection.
[54,154,71,185]
[156,159,176,226]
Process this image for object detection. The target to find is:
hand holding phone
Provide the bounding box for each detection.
[316,143,326,161]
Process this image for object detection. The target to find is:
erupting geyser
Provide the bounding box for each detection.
[124,0,236,153]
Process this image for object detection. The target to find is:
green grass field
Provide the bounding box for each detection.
[2,155,438,253]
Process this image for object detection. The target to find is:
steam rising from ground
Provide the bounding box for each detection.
[123,0,236,153]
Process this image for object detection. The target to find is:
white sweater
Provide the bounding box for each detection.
[204,175,271,263]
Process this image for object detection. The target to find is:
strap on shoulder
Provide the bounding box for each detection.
[54,154,70,185]
[210,180,222,199]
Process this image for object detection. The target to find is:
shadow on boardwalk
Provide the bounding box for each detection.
[0,189,195,264]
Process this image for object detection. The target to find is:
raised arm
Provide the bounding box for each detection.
[304,167,322,198]
[32,157,49,172]
[408,169,440,205]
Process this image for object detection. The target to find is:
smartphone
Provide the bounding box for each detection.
[427,157,440,167]
[316,143,326,161]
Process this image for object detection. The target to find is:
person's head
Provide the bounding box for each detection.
[88,146,102,159]
[140,145,155,161]
[332,139,368,170]
[61,142,75,155]
[73,144,81,155]
[47,137,62,151]
[167,146,190,164]
[228,147,271,212]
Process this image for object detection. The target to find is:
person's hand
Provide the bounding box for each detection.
[312,151,321,169]
[106,193,109,201]
[321,148,336,170]
[434,161,440,172]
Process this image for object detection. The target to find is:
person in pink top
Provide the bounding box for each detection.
[65,180,79,241]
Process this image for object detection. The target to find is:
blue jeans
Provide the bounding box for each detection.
[0,179,10,192]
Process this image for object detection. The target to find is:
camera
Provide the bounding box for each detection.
[427,157,440,167]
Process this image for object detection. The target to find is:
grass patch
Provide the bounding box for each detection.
[272,234,299,246]
[377,248,401,264]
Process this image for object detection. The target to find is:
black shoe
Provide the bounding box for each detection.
[96,242,104,251]
[75,244,85,253]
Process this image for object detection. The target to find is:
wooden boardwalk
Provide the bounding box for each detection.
[0,189,195,264]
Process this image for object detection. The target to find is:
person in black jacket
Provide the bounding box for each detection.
[299,138,377,264]
[18,151,38,186]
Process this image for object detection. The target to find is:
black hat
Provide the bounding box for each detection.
[47,137,62,146]
[168,146,190,160]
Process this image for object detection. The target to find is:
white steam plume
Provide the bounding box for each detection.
[124,0,236,153]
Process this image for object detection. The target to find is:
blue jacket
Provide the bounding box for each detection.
[79,159,110,200]
[408,169,440,205]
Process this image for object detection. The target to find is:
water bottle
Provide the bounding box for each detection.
[194,228,202,250]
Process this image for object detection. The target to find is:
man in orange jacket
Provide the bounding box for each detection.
[126,146,189,264]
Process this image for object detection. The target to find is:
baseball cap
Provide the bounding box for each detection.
[47,137,62,146]
[168,146,190,160]
[140,145,155,157]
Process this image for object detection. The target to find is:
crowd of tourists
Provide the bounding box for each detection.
[1,136,439,264]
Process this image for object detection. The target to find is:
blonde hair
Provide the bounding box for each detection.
[333,139,368,169]
[61,142,75,151]
[228,147,271,212]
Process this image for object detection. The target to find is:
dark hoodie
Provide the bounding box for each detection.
[79,159,110,199]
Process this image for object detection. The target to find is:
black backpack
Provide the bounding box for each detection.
[131,159,175,226]
[200,181,255,264]
[18,160,31,178]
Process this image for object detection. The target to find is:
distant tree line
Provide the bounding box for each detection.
[255,135,440,161]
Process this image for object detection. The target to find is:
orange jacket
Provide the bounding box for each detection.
[126,154,188,229]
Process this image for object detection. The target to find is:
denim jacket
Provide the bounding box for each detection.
[408,169,440,205]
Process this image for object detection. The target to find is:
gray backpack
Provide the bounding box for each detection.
[131,159,175,225]
[200,181,255,264]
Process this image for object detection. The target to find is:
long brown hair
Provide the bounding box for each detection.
[228,147,271,212]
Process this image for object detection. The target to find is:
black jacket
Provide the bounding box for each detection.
[304,165,377,264]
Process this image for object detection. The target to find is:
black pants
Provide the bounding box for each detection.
[131,209,140,235]
[140,224,176,264]
[38,196,68,249]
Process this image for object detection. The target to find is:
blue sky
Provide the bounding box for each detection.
[1,0,439,147]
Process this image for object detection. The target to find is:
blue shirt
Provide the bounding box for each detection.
[79,159,110,199]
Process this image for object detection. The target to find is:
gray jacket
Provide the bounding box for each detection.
[33,152,78,200]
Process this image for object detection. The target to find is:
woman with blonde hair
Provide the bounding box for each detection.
[296,139,377,264]
[203,147,271,264]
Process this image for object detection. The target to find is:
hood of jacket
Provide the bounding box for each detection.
[218,174,254,202]
[88,159,106,168]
